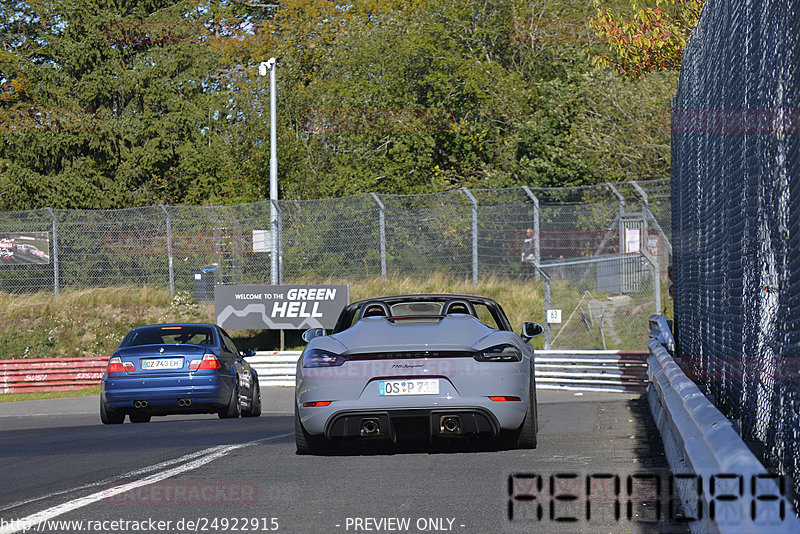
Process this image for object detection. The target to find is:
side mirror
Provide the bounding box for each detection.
[302,327,326,343]
[521,321,544,341]
[240,348,256,358]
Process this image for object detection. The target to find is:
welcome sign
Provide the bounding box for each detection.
[215,284,349,330]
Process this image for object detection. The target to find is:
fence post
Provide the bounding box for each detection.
[271,199,283,284]
[631,181,673,256]
[521,186,541,280]
[607,182,625,215]
[641,251,661,314]
[45,208,59,297]
[461,188,478,284]
[370,193,387,282]
[533,264,552,349]
[159,205,175,299]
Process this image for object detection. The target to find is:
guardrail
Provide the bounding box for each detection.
[647,315,799,533]
[0,357,107,393]
[248,350,648,393]
[535,350,648,393]
[0,350,647,393]
[246,352,299,388]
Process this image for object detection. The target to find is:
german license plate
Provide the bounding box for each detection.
[378,379,439,396]
[143,358,183,370]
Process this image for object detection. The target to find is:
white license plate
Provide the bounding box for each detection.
[378,379,439,396]
[143,358,183,370]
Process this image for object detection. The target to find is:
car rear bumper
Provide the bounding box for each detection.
[298,396,526,438]
[102,374,230,409]
[323,407,500,441]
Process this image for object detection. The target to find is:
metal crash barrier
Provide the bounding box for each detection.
[0,357,107,393]
[647,315,799,533]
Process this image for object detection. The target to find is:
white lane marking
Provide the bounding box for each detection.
[0,444,232,513]
[0,433,291,534]
[0,413,95,418]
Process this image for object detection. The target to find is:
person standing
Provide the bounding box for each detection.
[521,228,536,279]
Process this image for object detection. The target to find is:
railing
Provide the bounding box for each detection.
[0,350,647,394]
[246,352,298,387]
[535,350,649,393]
[0,357,107,393]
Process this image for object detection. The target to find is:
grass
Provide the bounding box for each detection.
[0,276,665,400]
[0,287,213,360]
[0,274,665,361]
[0,276,548,359]
[0,385,100,402]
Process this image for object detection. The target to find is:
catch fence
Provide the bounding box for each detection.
[671,0,800,513]
[0,181,670,301]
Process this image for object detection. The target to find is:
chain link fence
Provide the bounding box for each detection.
[671,0,800,512]
[0,180,670,349]
[537,253,660,350]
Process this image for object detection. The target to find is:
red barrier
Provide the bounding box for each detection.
[0,357,108,394]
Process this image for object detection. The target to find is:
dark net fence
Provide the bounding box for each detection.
[671,0,800,511]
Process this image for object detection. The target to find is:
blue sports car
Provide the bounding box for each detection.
[100,323,261,424]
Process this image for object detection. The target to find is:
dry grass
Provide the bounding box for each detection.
[0,277,547,359]
[0,287,213,359]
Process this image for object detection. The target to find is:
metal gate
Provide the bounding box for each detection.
[620,217,647,293]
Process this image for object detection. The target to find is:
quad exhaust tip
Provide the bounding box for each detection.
[133,400,148,409]
[178,398,192,407]
[440,415,461,434]
[360,418,381,437]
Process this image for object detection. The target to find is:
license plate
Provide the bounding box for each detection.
[142,358,183,370]
[378,379,439,396]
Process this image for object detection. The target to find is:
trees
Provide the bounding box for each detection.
[0,0,677,209]
[591,0,704,78]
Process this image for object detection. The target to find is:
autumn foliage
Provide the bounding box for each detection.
[592,0,704,78]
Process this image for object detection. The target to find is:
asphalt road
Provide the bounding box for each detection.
[0,389,688,534]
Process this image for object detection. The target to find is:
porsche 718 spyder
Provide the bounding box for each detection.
[295,294,543,454]
[100,323,261,423]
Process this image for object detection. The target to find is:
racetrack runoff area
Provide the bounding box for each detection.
[0,388,689,534]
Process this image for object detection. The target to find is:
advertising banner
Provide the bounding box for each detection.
[215,284,350,330]
[0,232,50,265]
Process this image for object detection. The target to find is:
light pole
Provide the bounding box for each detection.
[259,58,278,285]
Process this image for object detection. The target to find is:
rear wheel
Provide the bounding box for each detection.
[242,380,261,418]
[219,381,242,419]
[129,412,151,423]
[295,404,324,455]
[100,400,124,425]
[501,373,538,449]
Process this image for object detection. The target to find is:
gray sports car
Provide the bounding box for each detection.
[295,294,543,454]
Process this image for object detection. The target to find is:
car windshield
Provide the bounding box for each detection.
[389,302,442,316]
[120,325,215,347]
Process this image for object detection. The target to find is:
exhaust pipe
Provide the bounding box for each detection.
[360,418,381,437]
[440,415,461,434]
[178,398,192,407]
[133,400,148,409]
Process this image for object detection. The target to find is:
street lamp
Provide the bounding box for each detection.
[259,58,278,285]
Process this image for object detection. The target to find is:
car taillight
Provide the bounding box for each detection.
[473,344,522,362]
[302,349,346,368]
[488,396,522,402]
[108,356,134,373]
[302,401,333,407]
[189,354,221,370]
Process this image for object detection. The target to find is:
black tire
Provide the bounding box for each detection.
[219,380,241,419]
[100,400,125,425]
[129,412,151,423]
[242,379,261,418]
[295,404,324,455]
[501,373,538,449]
